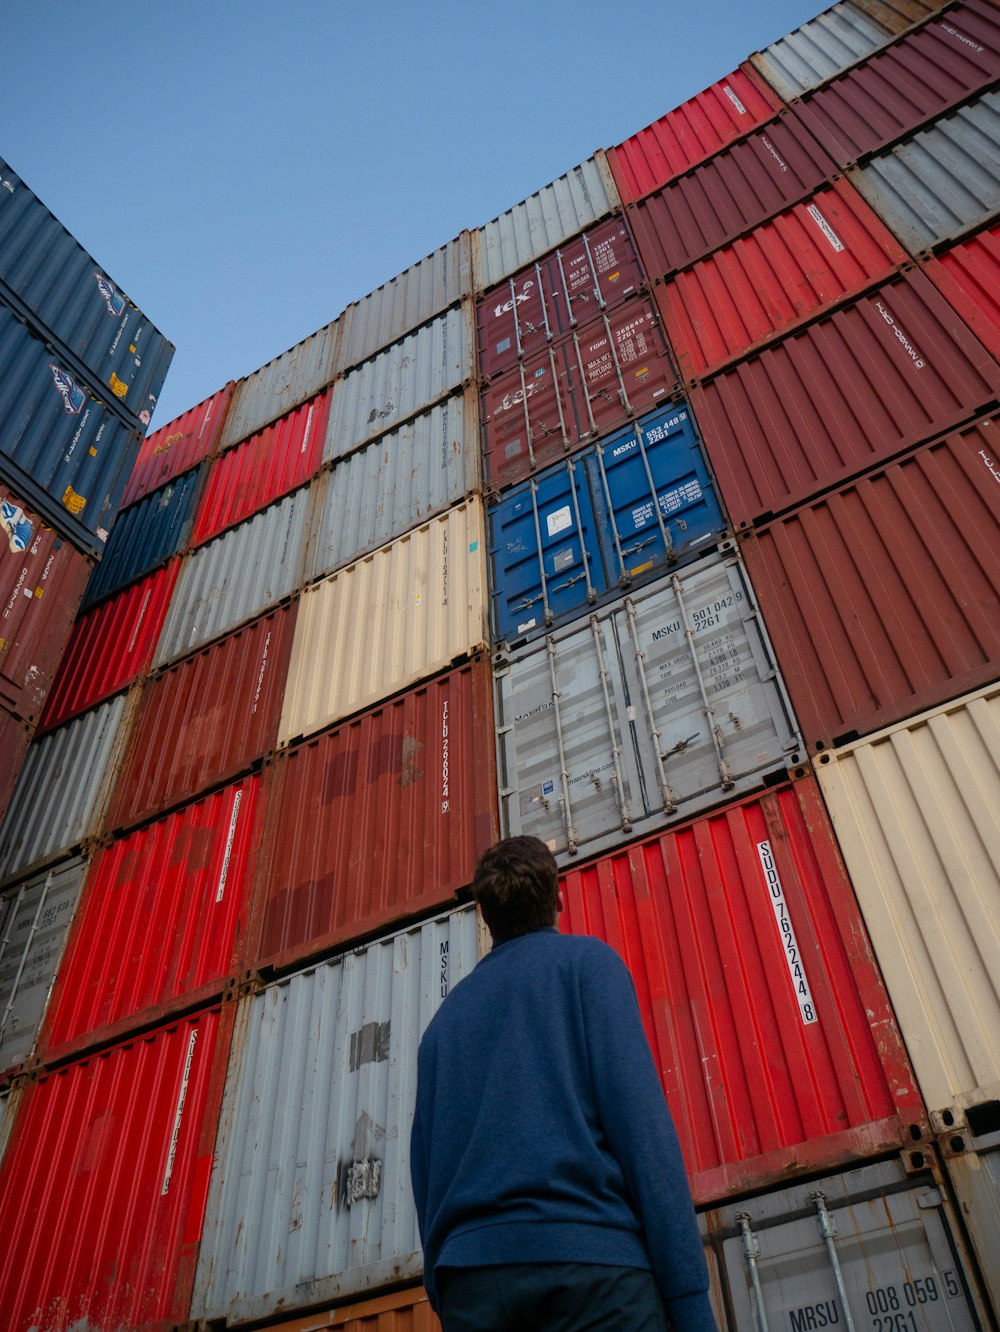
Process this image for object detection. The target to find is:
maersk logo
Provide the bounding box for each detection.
[95,273,126,316]
[49,365,86,414]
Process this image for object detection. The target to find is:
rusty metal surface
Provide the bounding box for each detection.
[121,384,234,507]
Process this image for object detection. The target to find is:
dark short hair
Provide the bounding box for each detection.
[472,836,560,941]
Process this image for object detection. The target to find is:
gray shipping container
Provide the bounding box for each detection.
[0,692,134,886]
[750,1,892,100]
[848,88,1000,254]
[191,904,482,1324]
[494,548,803,865]
[0,857,88,1075]
[334,233,473,375]
[323,305,472,465]
[941,1124,1000,1318]
[704,1157,991,1331]
[307,389,477,583]
[153,485,310,667]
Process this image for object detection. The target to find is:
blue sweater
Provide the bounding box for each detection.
[410,928,716,1330]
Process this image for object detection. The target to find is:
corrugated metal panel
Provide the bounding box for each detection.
[925,222,1000,361]
[0,156,173,431]
[627,116,838,280]
[476,215,645,381]
[281,500,487,745]
[750,1,895,101]
[656,178,909,382]
[814,681,1000,1119]
[249,660,496,972]
[495,548,803,864]
[39,561,179,732]
[219,319,342,451]
[473,153,619,289]
[481,295,679,490]
[80,464,203,610]
[191,390,329,547]
[692,269,1000,528]
[489,404,725,646]
[248,1286,439,1332]
[848,87,1000,253]
[41,776,262,1063]
[561,777,923,1201]
[793,0,1000,165]
[0,857,88,1076]
[323,306,473,465]
[0,708,31,829]
[335,233,473,374]
[0,1006,229,1332]
[154,486,310,667]
[308,389,478,583]
[853,0,950,33]
[122,383,235,507]
[0,304,142,559]
[739,417,1000,750]
[606,64,784,206]
[705,1158,987,1331]
[941,1128,1000,1315]
[0,693,133,885]
[0,486,93,724]
[192,907,480,1324]
[106,602,297,835]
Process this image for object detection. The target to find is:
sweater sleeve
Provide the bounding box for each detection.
[581,948,718,1332]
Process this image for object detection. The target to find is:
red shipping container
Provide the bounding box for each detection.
[691,268,1000,528]
[738,415,1000,750]
[248,659,497,972]
[794,0,1000,167]
[560,776,925,1204]
[0,1005,231,1332]
[476,217,645,382]
[607,64,784,206]
[190,389,330,546]
[38,560,180,732]
[627,115,836,281]
[40,776,262,1063]
[924,223,1000,362]
[0,705,31,826]
[482,296,678,490]
[106,601,297,834]
[121,383,234,507]
[1,486,93,725]
[655,178,909,382]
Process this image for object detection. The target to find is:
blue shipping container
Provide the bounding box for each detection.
[489,404,726,646]
[0,157,173,432]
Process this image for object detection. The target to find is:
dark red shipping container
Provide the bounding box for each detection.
[0,705,31,826]
[655,178,909,383]
[248,659,497,972]
[105,601,297,835]
[738,415,1000,750]
[691,268,1000,527]
[481,296,678,490]
[40,776,261,1064]
[38,560,180,733]
[121,383,234,508]
[190,389,330,546]
[793,0,1000,167]
[0,1004,231,1332]
[607,64,784,205]
[924,223,1000,362]
[560,776,925,1204]
[0,485,93,725]
[626,115,837,280]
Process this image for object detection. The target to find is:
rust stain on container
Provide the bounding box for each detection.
[122,383,234,508]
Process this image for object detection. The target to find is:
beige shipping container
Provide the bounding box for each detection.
[814,682,1000,1129]
[280,499,487,745]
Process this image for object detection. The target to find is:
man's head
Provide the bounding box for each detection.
[472,836,562,941]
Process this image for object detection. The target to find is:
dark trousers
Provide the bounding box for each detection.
[438,1262,670,1331]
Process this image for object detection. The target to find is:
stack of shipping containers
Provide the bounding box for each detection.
[0,0,998,1326]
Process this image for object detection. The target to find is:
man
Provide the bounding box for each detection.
[410,835,717,1332]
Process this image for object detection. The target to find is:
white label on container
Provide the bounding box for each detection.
[301,402,315,453]
[216,788,243,903]
[723,84,747,115]
[546,505,573,537]
[756,840,817,1025]
[517,617,538,633]
[807,205,844,254]
[161,1029,198,1195]
[440,699,450,813]
[874,300,925,370]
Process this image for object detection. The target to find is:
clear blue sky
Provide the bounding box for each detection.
[5,1,824,431]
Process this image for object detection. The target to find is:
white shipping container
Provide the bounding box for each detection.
[749,1,892,99]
